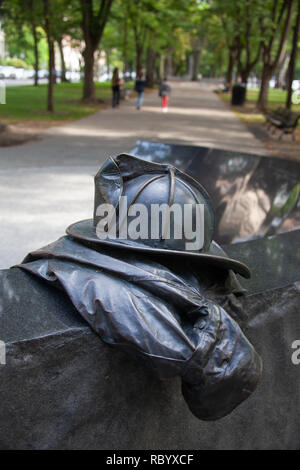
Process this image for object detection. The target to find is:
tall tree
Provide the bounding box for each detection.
[124,0,150,76]
[186,1,210,81]
[101,0,135,78]
[101,0,200,84]
[80,0,114,101]
[257,0,294,110]
[123,0,186,78]
[58,38,67,82]
[213,1,240,87]
[43,0,54,111]
[28,0,42,86]
[2,0,43,86]
[286,0,300,109]
[235,0,263,85]
[190,34,205,81]
[51,1,80,83]
[145,43,156,87]
[215,0,264,88]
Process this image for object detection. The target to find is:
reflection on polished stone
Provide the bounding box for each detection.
[131,141,300,244]
[225,229,300,294]
[131,140,300,295]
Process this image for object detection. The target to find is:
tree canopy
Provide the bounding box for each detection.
[0,0,299,110]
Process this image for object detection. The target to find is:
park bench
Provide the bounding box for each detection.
[264,107,300,140]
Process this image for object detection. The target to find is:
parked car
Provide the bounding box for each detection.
[97,72,111,82]
[65,70,81,82]
[38,69,49,79]
[0,65,17,79]
[13,67,26,79]
[23,69,35,79]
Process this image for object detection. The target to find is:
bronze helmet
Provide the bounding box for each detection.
[67,154,250,278]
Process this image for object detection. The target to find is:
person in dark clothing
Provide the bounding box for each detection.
[112,67,120,108]
[135,72,146,110]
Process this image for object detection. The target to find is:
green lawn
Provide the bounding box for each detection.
[220,88,300,127]
[245,88,300,110]
[0,81,133,126]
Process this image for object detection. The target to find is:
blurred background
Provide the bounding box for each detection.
[0,0,299,114]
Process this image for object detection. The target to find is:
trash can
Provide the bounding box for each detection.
[231,83,246,106]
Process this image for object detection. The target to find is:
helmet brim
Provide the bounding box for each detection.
[66,219,251,279]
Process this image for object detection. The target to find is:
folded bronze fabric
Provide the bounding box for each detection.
[17,236,262,421]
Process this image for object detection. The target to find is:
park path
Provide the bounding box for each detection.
[0,80,266,268]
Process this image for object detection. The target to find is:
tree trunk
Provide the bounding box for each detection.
[47,39,55,112]
[83,45,96,101]
[58,38,67,82]
[190,35,204,81]
[286,0,300,109]
[136,42,143,76]
[122,13,128,76]
[240,67,251,85]
[257,65,272,110]
[154,53,160,82]
[106,49,110,75]
[191,50,200,81]
[159,54,165,81]
[277,52,289,88]
[186,53,192,78]
[43,0,54,112]
[146,47,155,88]
[128,60,133,80]
[80,0,114,101]
[257,0,294,110]
[166,51,173,78]
[32,25,39,87]
[226,50,235,88]
[53,46,57,84]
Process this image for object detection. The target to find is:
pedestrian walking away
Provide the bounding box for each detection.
[159,77,171,112]
[135,72,146,110]
[112,67,121,108]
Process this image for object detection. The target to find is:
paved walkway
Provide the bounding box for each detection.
[0,80,266,268]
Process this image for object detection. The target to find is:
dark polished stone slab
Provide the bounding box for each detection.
[131,140,300,244]
[0,269,86,344]
[131,140,300,293]
[1,142,300,449]
[225,229,300,294]
[0,266,299,449]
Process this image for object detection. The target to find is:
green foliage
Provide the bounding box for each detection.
[3,23,48,68]
[0,57,29,68]
[1,0,300,114]
[100,0,203,73]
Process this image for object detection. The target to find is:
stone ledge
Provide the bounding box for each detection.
[0,267,300,449]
